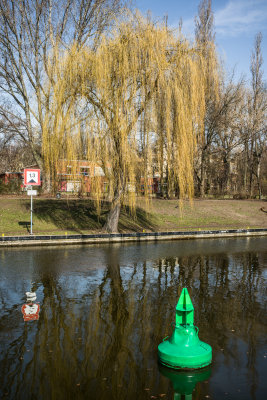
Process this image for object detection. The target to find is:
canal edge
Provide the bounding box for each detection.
[0,229,267,247]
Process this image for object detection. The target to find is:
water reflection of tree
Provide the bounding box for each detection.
[176,253,265,400]
[0,248,266,399]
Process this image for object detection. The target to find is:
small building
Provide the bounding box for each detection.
[1,161,162,196]
[0,171,23,185]
[0,164,41,190]
[57,160,108,194]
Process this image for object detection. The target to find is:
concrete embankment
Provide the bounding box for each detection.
[0,228,267,247]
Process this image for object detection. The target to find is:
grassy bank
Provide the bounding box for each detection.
[0,196,266,236]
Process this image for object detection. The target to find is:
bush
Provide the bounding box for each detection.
[0,180,21,194]
[233,192,250,200]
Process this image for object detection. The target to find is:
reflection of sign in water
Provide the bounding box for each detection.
[21,303,40,321]
[24,169,41,186]
[26,291,36,302]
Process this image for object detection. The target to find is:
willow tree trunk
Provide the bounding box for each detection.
[104,183,123,233]
[41,170,52,194]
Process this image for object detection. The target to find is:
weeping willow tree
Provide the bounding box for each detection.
[43,15,214,232]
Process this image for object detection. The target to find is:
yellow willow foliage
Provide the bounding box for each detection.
[43,15,218,212]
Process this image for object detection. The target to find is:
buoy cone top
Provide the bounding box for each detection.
[176,288,194,312]
[176,288,194,325]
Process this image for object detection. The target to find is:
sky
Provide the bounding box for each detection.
[133,0,267,84]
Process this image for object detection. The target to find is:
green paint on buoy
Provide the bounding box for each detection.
[158,288,212,370]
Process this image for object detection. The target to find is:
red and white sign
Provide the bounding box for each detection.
[24,169,41,186]
[21,303,40,321]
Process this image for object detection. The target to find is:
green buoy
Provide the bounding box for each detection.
[158,288,212,369]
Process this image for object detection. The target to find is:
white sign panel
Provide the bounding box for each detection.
[27,190,37,196]
[24,169,41,186]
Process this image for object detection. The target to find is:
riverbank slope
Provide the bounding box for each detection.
[0,197,266,236]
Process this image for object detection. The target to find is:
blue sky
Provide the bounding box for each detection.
[134,0,267,84]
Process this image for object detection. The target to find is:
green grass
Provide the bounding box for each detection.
[152,212,240,230]
[0,198,156,235]
[0,197,266,236]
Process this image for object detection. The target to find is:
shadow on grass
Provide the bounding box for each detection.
[118,204,156,232]
[18,221,31,233]
[23,199,156,233]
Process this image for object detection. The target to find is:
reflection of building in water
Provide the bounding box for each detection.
[159,364,211,400]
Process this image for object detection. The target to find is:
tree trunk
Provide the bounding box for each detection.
[256,160,262,200]
[104,183,123,233]
[41,173,51,193]
[104,197,121,233]
[243,143,248,193]
[200,154,206,198]
[223,153,230,196]
[249,167,253,198]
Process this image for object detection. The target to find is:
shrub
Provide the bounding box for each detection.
[0,179,21,194]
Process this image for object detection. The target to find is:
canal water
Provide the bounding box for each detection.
[0,237,266,400]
